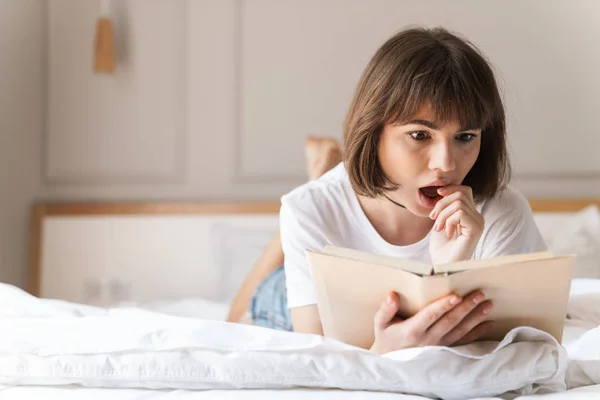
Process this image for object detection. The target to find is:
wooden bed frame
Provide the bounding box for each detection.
[27,198,600,298]
[27,202,281,298]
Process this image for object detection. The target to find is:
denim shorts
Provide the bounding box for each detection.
[250,265,293,331]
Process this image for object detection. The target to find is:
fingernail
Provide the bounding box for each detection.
[387,294,394,305]
[449,295,460,305]
[483,303,493,314]
[473,293,485,304]
[429,210,437,219]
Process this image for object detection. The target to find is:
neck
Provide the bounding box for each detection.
[383,194,406,209]
[357,194,434,246]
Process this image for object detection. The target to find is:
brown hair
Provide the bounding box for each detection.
[343,27,510,203]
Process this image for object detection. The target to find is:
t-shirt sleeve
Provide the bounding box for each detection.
[279,200,329,309]
[476,188,547,259]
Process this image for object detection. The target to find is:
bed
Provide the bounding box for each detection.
[2,198,600,399]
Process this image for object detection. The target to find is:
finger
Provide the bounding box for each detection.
[424,291,487,342]
[446,207,484,238]
[430,191,474,221]
[430,191,464,219]
[407,293,461,332]
[433,200,464,232]
[445,210,477,238]
[437,185,474,203]
[373,292,400,331]
[439,300,494,346]
[434,198,483,235]
[445,214,460,238]
[451,320,495,347]
[444,211,464,238]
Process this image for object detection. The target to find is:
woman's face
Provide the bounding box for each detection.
[378,106,482,217]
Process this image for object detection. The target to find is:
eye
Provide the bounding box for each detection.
[409,131,430,141]
[456,133,477,143]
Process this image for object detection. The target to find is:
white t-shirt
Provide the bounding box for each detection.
[279,162,547,309]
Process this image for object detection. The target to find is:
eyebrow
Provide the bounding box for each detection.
[408,119,479,132]
[409,119,439,130]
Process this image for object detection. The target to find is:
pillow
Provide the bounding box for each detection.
[546,205,600,279]
[209,220,279,302]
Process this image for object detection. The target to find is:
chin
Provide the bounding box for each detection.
[408,204,431,218]
[411,191,442,217]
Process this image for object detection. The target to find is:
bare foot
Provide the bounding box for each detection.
[304,137,342,180]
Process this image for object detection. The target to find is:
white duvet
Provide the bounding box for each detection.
[1,280,600,400]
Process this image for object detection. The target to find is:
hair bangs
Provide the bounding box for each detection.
[386,59,496,131]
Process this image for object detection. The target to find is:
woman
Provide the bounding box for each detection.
[228,27,546,354]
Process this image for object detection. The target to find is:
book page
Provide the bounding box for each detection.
[432,251,555,274]
[443,255,574,342]
[308,246,574,348]
[306,250,426,349]
[323,246,433,276]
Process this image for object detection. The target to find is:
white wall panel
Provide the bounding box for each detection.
[234,0,600,182]
[45,0,186,184]
[0,0,44,287]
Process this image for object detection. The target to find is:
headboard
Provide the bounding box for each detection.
[29,202,281,306]
[28,198,600,306]
[527,199,600,213]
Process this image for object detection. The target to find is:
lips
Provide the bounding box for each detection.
[418,180,450,209]
[422,179,451,188]
[418,187,442,208]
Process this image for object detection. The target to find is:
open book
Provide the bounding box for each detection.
[306,247,576,349]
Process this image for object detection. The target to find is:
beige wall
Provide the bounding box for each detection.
[0,1,44,287]
[2,0,600,288]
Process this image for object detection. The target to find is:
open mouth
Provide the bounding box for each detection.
[418,186,443,208]
[419,186,442,199]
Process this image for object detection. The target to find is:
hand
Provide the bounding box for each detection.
[428,185,484,265]
[370,291,494,354]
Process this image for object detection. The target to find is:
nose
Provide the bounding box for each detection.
[428,141,456,172]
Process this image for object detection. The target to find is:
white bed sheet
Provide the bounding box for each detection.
[0,387,429,400]
[1,279,600,400]
[119,297,232,321]
[2,384,600,400]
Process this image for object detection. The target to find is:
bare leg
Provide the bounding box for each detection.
[226,137,341,323]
